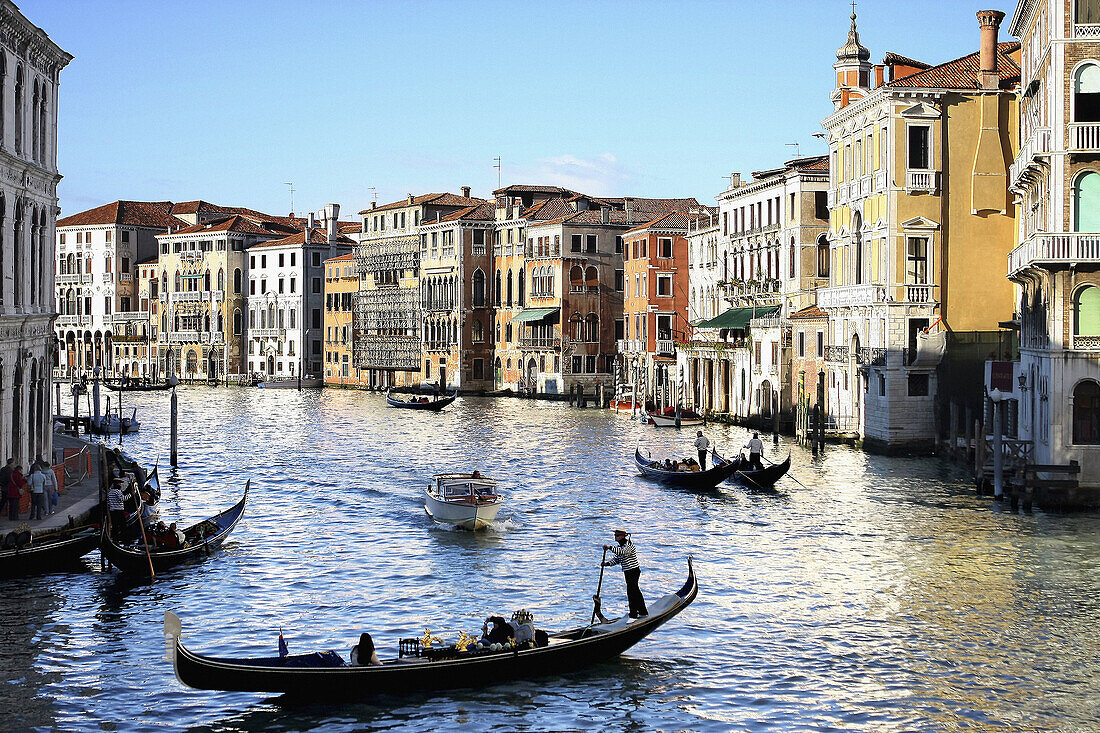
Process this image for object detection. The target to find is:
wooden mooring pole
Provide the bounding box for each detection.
[170,387,178,467]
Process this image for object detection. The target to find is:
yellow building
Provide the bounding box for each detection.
[820,10,1020,452]
[323,252,361,387]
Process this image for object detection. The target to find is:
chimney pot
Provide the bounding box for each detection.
[977,10,1006,90]
[461,186,471,198]
[874,64,884,88]
[601,206,611,224]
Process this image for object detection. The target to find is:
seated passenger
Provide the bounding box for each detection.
[350,632,381,666]
[481,616,513,645]
[663,459,674,471]
[511,609,536,647]
[169,522,186,549]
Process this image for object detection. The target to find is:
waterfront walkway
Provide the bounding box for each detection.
[0,433,103,536]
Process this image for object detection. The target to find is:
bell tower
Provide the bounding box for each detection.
[832,6,872,111]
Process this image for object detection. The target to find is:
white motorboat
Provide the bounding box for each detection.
[424,473,503,530]
[91,408,140,434]
[257,376,323,389]
[643,409,704,427]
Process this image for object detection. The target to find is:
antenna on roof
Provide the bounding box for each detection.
[492,157,501,189]
[284,182,295,218]
[368,186,377,204]
[785,142,800,158]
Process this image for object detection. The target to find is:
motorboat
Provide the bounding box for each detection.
[91,408,140,434]
[643,407,704,427]
[424,473,502,530]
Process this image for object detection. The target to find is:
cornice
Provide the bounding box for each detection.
[0,1,72,75]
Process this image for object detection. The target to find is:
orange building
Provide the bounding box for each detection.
[620,212,702,405]
[323,252,361,387]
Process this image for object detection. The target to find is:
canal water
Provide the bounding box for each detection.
[4,387,1099,731]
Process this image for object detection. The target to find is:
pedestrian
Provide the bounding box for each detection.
[107,480,126,538]
[694,430,711,471]
[602,529,648,619]
[7,465,26,521]
[28,466,47,521]
[0,457,13,517]
[744,432,765,471]
[43,464,59,515]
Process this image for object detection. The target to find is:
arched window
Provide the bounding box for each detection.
[14,64,22,154]
[472,319,483,343]
[518,268,525,305]
[506,269,514,305]
[585,313,600,342]
[569,266,584,292]
[547,267,554,295]
[817,234,830,278]
[233,310,242,335]
[789,237,796,279]
[1074,285,1100,336]
[12,198,22,308]
[585,266,599,290]
[217,269,225,291]
[1073,380,1100,444]
[472,269,485,307]
[1074,62,1100,123]
[31,79,38,162]
[1074,171,1100,232]
[203,270,211,291]
[174,272,181,291]
[494,270,501,306]
[569,313,583,341]
[233,268,242,294]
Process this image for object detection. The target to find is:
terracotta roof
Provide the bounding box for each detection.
[885,41,1020,91]
[161,214,281,237]
[493,184,579,196]
[57,200,182,229]
[790,155,829,171]
[522,198,575,221]
[249,227,357,249]
[789,305,828,321]
[436,202,496,223]
[882,52,931,70]
[604,197,703,214]
[625,211,714,234]
[358,192,486,215]
[338,222,362,234]
[325,252,356,263]
[171,200,303,227]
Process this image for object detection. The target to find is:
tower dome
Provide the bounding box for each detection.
[837,12,870,62]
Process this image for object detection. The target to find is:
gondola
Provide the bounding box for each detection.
[712,450,792,489]
[385,390,457,410]
[101,480,248,574]
[643,408,705,427]
[114,464,161,541]
[103,380,175,392]
[634,448,744,489]
[0,525,101,578]
[165,558,696,696]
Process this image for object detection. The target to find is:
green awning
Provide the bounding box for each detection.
[511,307,559,323]
[695,305,779,330]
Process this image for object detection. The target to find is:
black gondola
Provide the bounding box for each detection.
[116,465,161,541]
[712,450,792,489]
[102,481,248,574]
[166,558,697,696]
[385,390,457,411]
[103,380,175,392]
[634,448,743,490]
[0,525,100,578]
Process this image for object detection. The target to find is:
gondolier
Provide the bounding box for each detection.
[602,529,648,619]
[744,433,764,471]
[694,431,710,470]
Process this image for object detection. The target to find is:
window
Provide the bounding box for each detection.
[312,309,321,328]
[585,235,597,253]
[279,253,285,267]
[1074,171,1100,232]
[614,269,625,292]
[290,277,296,293]
[907,125,930,169]
[658,238,673,258]
[261,255,267,268]
[615,236,623,254]
[906,237,928,284]
[816,330,824,357]
[1074,286,1100,336]
[473,319,484,343]
[279,278,285,294]
[1075,62,1100,122]
[250,280,256,295]
[908,373,929,397]
[312,277,321,294]
[472,358,484,380]
[59,233,65,244]
[798,331,805,357]
[1078,0,1100,24]
[816,236,829,278]
[472,269,486,307]
[1073,380,1100,444]
[656,274,672,297]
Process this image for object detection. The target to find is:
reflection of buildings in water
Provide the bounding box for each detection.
[0,583,63,731]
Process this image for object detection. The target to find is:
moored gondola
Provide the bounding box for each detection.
[166,558,696,696]
[385,390,457,411]
[634,448,742,490]
[103,380,175,392]
[713,450,791,489]
[102,481,248,574]
[0,525,100,578]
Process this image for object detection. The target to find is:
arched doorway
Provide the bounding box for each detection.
[494,357,502,388]
[526,358,537,391]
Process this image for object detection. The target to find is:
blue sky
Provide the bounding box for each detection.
[25,0,1018,219]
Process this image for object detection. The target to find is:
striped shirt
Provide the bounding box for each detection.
[107,487,125,511]
[607,539,640,571]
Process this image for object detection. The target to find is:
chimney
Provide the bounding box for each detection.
[977,10,1006,91]
[307,212,316,230]
[624,197,634,221]
[874,64,884,88]
[370,201,376,210]
[324,203,340,243]
[407,193,414,205]
[730,172,741,188]
[601,206,610,224]
[461,186,471,198]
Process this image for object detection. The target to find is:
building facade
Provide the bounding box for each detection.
[324,252,359,386]
[1003,0,1100,484]
[820,10,1020,452]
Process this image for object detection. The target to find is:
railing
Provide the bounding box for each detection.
[750,315,783,329]
[817,284,886,309]
[55,315,81,326]
[1075,23,1100,38]
[1069,122,1100,152]
[836,184,849,206]
[1074,334,1100,350]
[824,345,849,363]
[656,339,675,356]
[168,331,202,344]
[1008,232,1100,276]
[905,285,934,303]
[119,272,133,282]
[827,189,836,208]
[1009,127,1051,185]
[251,328,286,339]
[180,251,205,263]
[56,273,91,285]
[170,290,223,303]
[874,169,887,191]
[906,170,938,192]
[520,337,560,349]
[472,245,485,256]
[859,175,872,198]
[856,347,887,367]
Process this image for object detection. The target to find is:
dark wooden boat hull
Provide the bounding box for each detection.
[104,382,174,392]
[634,449,742,489]
[170,559,697,696]
[0,527,100,578]
[713,451,792,489]
[385,391,457,410]
[103,481,248,574]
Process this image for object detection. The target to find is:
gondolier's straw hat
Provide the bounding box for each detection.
[614,528,629,536]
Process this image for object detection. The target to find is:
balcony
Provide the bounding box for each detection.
[168,331,202,344]
[55,315,81,327]
[251,328,286,339]
[119,272,133,282]
[817,284,886,309]
[1009,127,1050,187]
[617,338,643,353]
[656,339,675,356]
[859,175,872,199]
[835,184,849,206]
[824,345,849,363]
[874,169,887,192]
[1074,23,1100,38]
[109,312,150,325]
[56,273,91,285]
[520,337,560,349]
[170,290,223,303]
[180,250,205,263]
[905,285,935,303]
[1069,123,1100,153]
[1074,334,1100,350]
[1008,232,1100,277]
[856,347,887,367]
[905,170,938,193]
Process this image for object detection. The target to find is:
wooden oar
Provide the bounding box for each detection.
[136,506,156,579]
[591,548,609,624]
[762,453,807,489]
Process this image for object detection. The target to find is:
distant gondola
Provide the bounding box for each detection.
[712,450,792,490]
[634,448,744,490]
[165,558,697,696]
[0,525,100,578]
[101,481,248,574]
[385,390,457,411]
[103,380,175,392]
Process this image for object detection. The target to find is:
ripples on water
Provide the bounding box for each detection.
[3,388,1099,731]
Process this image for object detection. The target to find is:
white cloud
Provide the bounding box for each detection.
[509,153,632,196]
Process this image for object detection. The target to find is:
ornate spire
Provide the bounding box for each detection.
[836,11,870,62]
